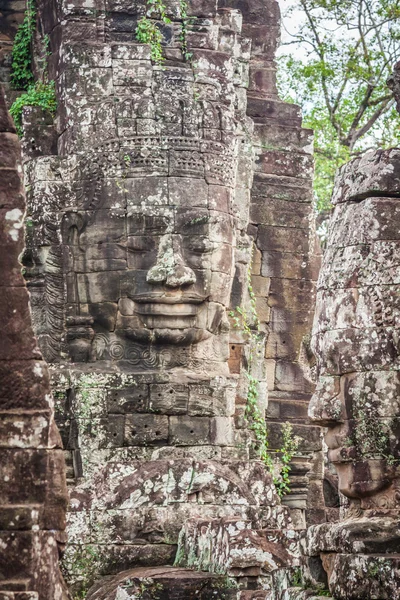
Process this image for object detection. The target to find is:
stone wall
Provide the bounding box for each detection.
[211,0,322,526]
[0,86,68,599]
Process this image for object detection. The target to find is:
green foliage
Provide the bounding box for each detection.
[229,247,300,496]
[136,17,165,63]
[10,0,36,90]
[9,0,57,138]
[9,80,57,137]
[179,0,193,61]
[274,422,301,496]
[291,567,303,587]
[278,0,400,211]
[136,0,194,64]
[135,0,171,64]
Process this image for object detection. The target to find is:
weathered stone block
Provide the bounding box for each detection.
[255,149,313,179]
[124,414,169,445]
[149,384,189,414]
[0,169,25,210]
[210,416,234,445]
[274,361,314,394]
[332,148,400,204]
[252,173,313,203]
[107,385,149,414]
[257,225,312,255]
[169,416,210,445]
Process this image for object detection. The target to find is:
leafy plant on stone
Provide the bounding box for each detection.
[291,567,303,587]
[135,0,171,64]
[10,80,57,137]
[136,17,165,64]
[179,0,193,61]
[9,2,57,138]
[274,422,301,496]
[277,0,400,212]
[229,246,299,496]
[10,0,36,90]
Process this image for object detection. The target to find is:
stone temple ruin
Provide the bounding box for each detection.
[0,0,400,598]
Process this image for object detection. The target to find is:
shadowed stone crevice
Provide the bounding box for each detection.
[86,567,238,600]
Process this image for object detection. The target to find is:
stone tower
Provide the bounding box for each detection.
[0,86,68,600]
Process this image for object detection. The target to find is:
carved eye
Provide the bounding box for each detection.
[186,238,216,255]
[126,236,154,252]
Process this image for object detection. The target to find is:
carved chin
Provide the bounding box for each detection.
[334,459,394,499]
[123,326,211,345]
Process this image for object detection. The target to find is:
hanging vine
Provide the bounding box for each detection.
[179,0,192,61]
[230,246,300,497]
[135,0,194,64]
[135,0,171,64]
[10,0,36,90]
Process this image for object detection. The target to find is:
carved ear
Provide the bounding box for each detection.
[61,212,87,245]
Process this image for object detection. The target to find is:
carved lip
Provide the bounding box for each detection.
[132,294,206,305]
[132,294,206,318]
[135,303,200,317]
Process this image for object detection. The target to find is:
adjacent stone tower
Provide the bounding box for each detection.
[0,86,68,600]
[303,65,400,599]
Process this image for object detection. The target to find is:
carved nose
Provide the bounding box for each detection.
[165,263,196,287]
[146,235,196,288]
[147,258,196,288]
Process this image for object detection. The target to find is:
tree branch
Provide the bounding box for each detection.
[348,98,395,149]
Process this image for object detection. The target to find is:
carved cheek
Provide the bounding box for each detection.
[192,269,211,297]
[126,236,157,271]
[209,271,232,304]
[210,243,233,274]
[308,375,343,425]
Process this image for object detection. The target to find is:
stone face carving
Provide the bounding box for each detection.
[307,148,400,598]
[0,86,68,600]
[24,57,244,372]
[310,149,400,501]
[68,134,236,350]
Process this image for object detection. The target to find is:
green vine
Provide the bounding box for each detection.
[135,0,171,64]
[229,246,300,496]
[179,0,192,61]
[10,80,57,137]
[9,6,57,138]
[135,0,194,64]
[275,422,301,496]
[10,0,36,90]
